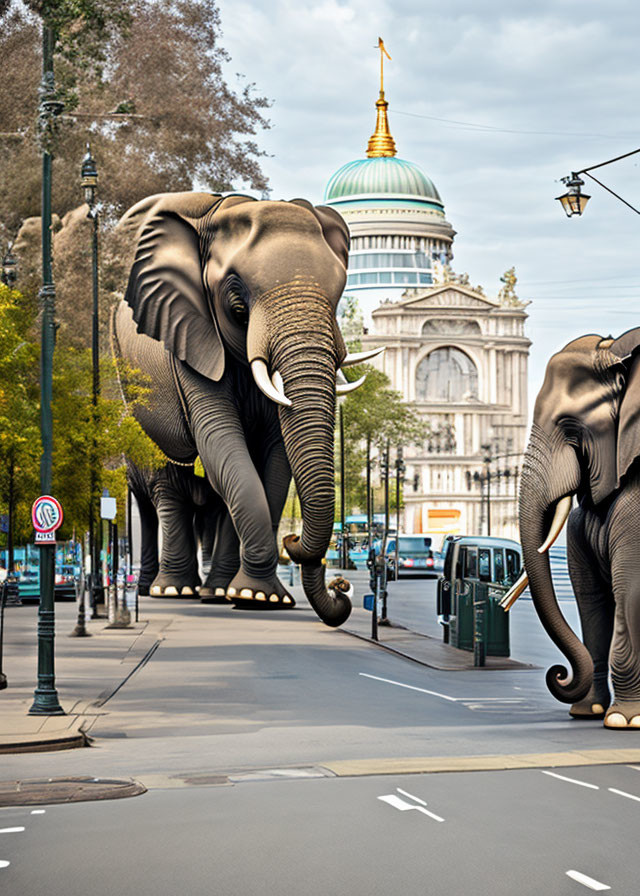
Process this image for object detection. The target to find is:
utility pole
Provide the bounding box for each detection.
[394,446,405,582]
[30,23,65,715]
[379,440,390,625]
[339,404,348,569]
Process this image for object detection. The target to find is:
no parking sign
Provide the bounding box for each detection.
[32,495,64,544]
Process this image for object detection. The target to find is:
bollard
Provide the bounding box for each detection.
[0,582,7,689]
[473,583,486,667]
[70,570,91,638]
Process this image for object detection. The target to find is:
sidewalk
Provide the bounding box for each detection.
[0,569,534,754]
[0,596,169,753]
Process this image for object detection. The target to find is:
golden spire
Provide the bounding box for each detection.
[366,38,397,158]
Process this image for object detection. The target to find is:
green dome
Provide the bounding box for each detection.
[324,157,443,206]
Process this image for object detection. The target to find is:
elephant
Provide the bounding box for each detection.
[113,191,379,625]
[503,328,640,728]
[127,459,231,600]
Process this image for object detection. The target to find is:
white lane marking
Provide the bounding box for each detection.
[30,810,45,815]
[378,793,444,823]
[396,787,427,806]
[0,861,9,869]
[566,870,610,890]
[359,673,458,702]
[627,765,640,772]
[609,787,640,803]
[0,827,24,834]
[541,771,599,790]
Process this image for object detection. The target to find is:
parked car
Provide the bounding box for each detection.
[385,534,442,578]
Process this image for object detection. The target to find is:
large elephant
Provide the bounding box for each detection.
[114,191,378,626]
[504,329,640,728]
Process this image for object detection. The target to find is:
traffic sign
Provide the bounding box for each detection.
[32,495,63,534]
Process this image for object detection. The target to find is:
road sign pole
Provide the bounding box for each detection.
[30,24,64,715]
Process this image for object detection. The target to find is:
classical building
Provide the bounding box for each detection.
[324,60,530,539]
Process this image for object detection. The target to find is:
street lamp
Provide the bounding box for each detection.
[556,174,590,217]
[80,143,102,622]
[1,243,17,287]
[556,147,640,217]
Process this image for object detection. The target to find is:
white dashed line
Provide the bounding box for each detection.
[609,787,640,803]
[30,810,45,815]
[0,828,24,834]
[359,673,458,702]
[541,771,598,790]
[0,861,9,869]
[566,870,610,890]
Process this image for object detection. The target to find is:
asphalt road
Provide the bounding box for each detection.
[2,573,638,894]
[1,763,638,894]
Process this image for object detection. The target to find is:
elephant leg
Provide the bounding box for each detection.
[133,488,159,597]
[191,396,290,608]
[566,509,613,719]
[150,482,201,597]
[200,511,241,603]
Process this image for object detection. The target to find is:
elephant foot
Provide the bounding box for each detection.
[137,581,152,597]
[200,586,229,605]
[226,572,295,610]
[604,701,640,729]
[149,572,201,598]
[570,685,611,720]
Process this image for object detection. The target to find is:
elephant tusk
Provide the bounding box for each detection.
[271,369,285,394]
[251,359,292,407]
[336,371,366,394]
[342,346,385,367]
[499,570,529,611]
[538,495,573,554]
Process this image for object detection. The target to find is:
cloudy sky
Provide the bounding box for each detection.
[219,0,640,394]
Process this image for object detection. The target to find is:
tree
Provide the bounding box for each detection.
[0,1,270,241]
[337,366,425,515]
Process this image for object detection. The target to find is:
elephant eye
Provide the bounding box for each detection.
[228,289,248,325]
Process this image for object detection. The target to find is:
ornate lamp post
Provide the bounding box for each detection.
[1,243,17,287]
[30,23,65,715]
[80,144,102,620]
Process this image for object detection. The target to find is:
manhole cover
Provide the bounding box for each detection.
[0,776,147,807]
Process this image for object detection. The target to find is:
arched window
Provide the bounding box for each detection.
[416,347,479,402]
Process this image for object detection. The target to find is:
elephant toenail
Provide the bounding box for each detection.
[592,704,604,714]
[240,588,253,598]
[269,594,279,602]
[164,586,178,595]
[151,586,161,595]
[256,592,266,600]
[215,588,226,597]
[605,712,628,728]
[283,596,292,604]
[227,587,237,597]
[181,587,194,595]
[630,716,640,728]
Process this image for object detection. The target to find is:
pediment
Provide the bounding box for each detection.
[374,285,499,315]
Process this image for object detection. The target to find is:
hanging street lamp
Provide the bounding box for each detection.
[556,174,590,217]
[556,147,640,217]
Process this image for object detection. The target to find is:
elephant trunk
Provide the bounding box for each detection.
[519,423,592,703]
[254,286,351,627]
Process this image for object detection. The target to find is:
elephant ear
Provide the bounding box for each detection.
[118,192,226,382]
[610,327,640,483]
[289,199,350,269]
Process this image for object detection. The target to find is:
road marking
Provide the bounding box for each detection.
[0,828,24,834]
[359,673,458,702]
[378,793,444,822]
[566,870,610,890]
[609,787,640,803]
[396,787,427,806]
[0,861,9,869]
[627,765,640,772]
[30,810,45,815]
[541,771,599,789]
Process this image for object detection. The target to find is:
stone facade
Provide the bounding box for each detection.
[362,283,530,539]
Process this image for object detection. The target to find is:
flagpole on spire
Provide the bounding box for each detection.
[367,38,397,157]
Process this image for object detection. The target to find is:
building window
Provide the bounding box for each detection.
[416,347,479,402]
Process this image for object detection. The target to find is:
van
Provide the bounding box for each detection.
[437,536,522,655]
